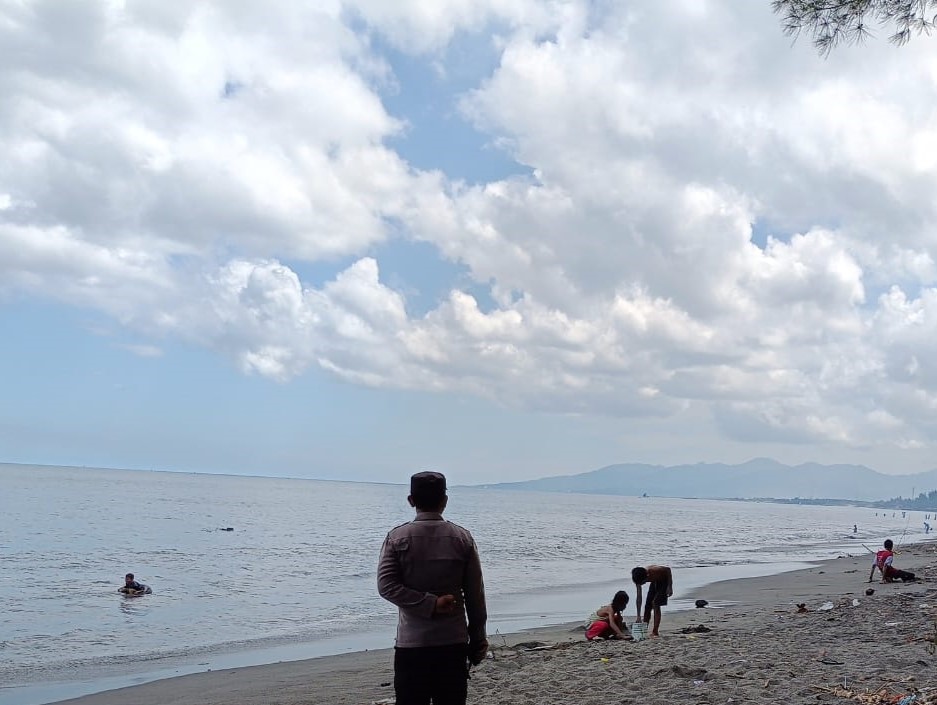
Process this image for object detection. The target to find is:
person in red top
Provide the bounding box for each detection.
[585,590,631,640]
[868,539,916,583]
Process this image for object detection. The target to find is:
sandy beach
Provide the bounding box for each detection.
[49,541,937,705]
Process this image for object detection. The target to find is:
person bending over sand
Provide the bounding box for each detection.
[632,565,673,637]
[585,590,631,640]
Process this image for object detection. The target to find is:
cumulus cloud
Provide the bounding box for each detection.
[3,0,937,459]
[344,0,554,53]
[0,0,417,262]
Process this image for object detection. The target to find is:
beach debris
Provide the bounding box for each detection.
[600,657,610,663]
[925,621,937,655]
[820,656,846,665]
[695,599,708,608]
[797,603,809,613]
[671,665,709,680]
[679,624,712,634]
[819,601,835,611]
[379,681,391,687]
[811,685,921,704]
[853,599,861,607]
[867,588,876,596]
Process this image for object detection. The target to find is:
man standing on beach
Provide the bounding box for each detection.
[632,565,673,637]
[378,471,488,705]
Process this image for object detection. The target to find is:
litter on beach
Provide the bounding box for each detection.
[679,624,712,634]
[819,656,845,665]
[812,685,926,704]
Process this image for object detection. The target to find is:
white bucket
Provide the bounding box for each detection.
[630,621,648,641]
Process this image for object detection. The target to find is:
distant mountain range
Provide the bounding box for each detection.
[477,458,937,502]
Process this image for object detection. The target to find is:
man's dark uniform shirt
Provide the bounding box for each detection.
[378,511,487,648]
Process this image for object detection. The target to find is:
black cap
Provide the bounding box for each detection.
[410,471,447,506]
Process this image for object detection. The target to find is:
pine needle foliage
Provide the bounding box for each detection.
[772,0,937,54]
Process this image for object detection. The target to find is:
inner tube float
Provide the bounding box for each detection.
[118,585,152,595]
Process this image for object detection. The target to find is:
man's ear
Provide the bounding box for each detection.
[407,495,416,508]
[440,495,448,511]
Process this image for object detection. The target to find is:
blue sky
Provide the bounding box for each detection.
[3,2,937,484]
[0,301,644,483]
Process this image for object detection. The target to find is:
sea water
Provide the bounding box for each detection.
[0,464,927,704]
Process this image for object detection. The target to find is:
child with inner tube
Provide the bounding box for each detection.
[119,572,150,594]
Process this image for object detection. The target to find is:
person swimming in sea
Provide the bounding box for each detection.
[118,573,151,594]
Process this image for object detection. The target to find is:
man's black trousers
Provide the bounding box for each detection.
[394,644,468,705]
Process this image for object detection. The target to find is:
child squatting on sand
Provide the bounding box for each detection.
[585,590,632,640]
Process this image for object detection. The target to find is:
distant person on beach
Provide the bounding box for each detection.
[585,590,631,641]
[632,565,673,637]
[118,573,149,594]
[378,471,488,705]
[868,539,916,583]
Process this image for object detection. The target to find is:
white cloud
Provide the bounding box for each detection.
[119,343,164,358]
[0,0,418,263]
[344,0,551,53]
[4,1,937,461]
